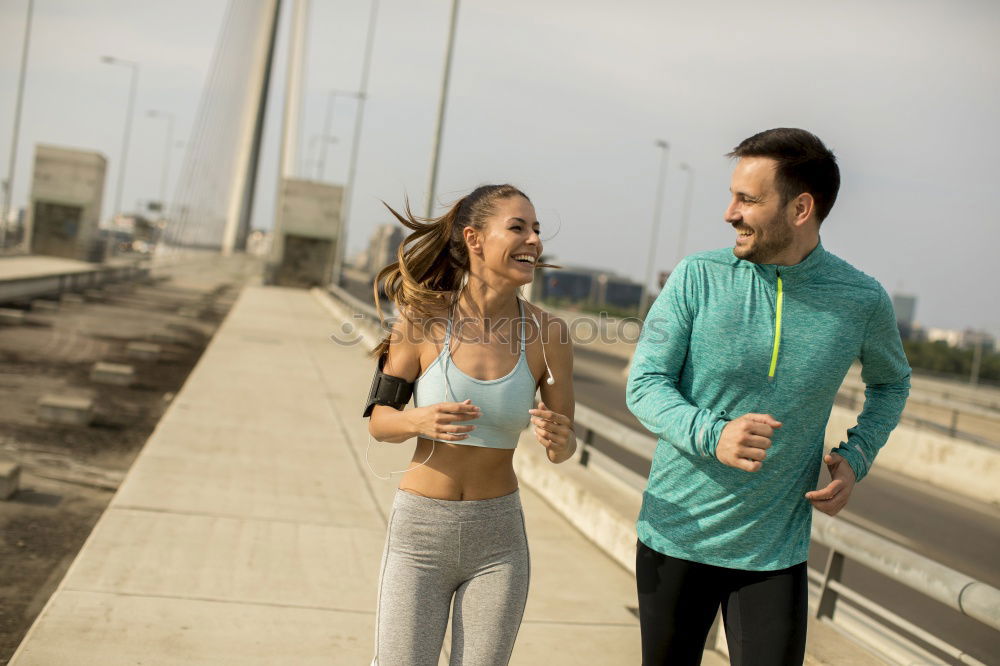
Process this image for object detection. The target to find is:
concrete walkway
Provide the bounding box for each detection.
[9,286,662,665]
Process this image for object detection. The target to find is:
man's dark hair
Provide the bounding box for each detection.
[727,128,840,222]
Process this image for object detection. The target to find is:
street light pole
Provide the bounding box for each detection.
[101,55,140,225]
[317,89,360,182]
[675,162,695,268]
[146,110,175,215]
[307,133,338,180]
[1,0,34,250]
[970,335,983,386]
[332,0,380,286]
[425,0,460,218]
[640,139,670,316]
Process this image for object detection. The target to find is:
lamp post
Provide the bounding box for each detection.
[146,110,175,216]
[317,89,361,182]
[675,162,695,268]
[101,55,140,225]
[307,134,338,180]
[425,0,461,218]
[332,0,380,287]
[1,0,34,250]
[640,139,670,316]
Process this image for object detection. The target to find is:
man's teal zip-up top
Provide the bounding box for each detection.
[626,241,910,570]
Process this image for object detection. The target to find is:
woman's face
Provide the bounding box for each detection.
[470,195,542,287]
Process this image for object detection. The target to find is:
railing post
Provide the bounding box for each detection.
[817,549,845,620]
[949,410,959,437]
[578,425,594,467]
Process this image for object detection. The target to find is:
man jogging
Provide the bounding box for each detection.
[626,128,910,665]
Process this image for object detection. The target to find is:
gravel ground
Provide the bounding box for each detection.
[0,254,260,664]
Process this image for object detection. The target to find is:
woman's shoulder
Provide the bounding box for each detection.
[391,303,450,347]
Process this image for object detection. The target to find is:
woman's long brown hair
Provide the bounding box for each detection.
[372,184,553,358]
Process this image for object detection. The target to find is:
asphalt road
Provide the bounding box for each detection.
[572,345,1000,664]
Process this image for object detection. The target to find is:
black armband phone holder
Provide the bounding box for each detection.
[363,353,414,417]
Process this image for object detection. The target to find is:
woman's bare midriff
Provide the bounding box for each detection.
[398,438,517,500]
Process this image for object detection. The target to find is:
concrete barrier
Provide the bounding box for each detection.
[90,362,135,386]
[514,431,641,573]
[149,332,187,345]
[0,307,26,325]
[37,394,93,426]
[0,460,20,499]
[126,342,161,361]
[825,405,1000,506]
[30,299,59,312]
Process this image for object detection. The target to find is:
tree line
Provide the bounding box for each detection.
[903,339,1000,384]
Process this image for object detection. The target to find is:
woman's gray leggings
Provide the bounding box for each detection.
[373,489,530,666]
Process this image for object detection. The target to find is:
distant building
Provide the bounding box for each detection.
[112,214,160,247]
[924,327,996,353]
[891,293,917,339]
[925,327,963,348]
[960,330,996,354]
[366,224,405,277]
[542,269,593,303]
[27,144,107,262]
[268,178,343,287]
[540,266,643,311]
[1,206,26,248]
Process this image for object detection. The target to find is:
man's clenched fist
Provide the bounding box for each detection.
[716,413,782,472]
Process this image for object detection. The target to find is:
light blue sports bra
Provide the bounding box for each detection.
[413,299,537,449]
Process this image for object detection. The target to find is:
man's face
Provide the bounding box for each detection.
[724,157,794,264]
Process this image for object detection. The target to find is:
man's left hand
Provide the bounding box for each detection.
[805,452,856,516]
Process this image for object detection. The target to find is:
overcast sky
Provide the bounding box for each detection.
[1,0,998,336]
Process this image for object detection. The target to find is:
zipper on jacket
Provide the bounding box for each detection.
[768,273,783,380]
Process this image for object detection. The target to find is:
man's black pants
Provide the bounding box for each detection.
[636,540,808,665]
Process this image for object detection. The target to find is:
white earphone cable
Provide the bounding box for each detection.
[365,432,435,481]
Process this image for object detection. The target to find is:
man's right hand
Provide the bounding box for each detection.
[715,413,782,472]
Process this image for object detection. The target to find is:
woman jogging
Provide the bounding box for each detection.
[364,184,576,666]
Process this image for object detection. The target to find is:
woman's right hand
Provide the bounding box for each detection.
[407,399,481,441]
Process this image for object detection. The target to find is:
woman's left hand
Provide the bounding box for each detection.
[529,401,575,463]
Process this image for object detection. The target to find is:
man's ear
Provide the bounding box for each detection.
[790,193,815,227]
[463,225,483,256]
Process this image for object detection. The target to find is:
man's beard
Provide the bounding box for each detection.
[733,211,794,264]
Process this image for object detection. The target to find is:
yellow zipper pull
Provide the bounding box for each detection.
[768,273,783,380]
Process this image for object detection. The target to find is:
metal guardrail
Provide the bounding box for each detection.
[327,287,1000,664]
[326,283,388,343]
[835,389,999,450]
[0,259,150,304]
[810,514,999,665]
